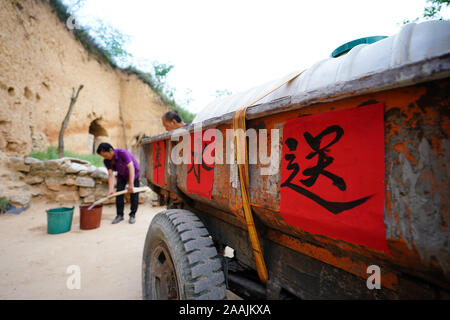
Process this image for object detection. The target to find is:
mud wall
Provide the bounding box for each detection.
[0,0,168,157]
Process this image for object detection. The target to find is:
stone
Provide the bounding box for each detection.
[60,185,79,192]
[65,162,87,174]
[86,165,96,174]
[75,176,95,188]
[91,167,108,180]
[31,189,42,197]
[55,191,79,203]
[16,164,31,173]
[9,157,24,163]
[60,162,71,171]
[2,172,21,182]
[16,172,25,180]
[137,189,158,204]
[138,191,149,204]
[149,189,158,201]
[9,157,30,173]
[45,176,64,191]
[42,188,56,201]
[95,183,108,198]
[79,187,94,198]
[10,182,30,191]
[83,194,95,204]
[61,157,90,166]
[62,175,77,186]
[9,195,31,207]
[24,175,44,185]
[24,157,41,165]
[29,161,46,176]
[44,159,64,170]
[43,170,65,177]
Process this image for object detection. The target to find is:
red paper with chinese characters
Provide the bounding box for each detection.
[280,103,388,252]
[152,140,165,186]
[186,130,215,199]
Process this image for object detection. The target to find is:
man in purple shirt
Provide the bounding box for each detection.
[97,143,140,224]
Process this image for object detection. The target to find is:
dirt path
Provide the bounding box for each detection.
[0,200,239,300]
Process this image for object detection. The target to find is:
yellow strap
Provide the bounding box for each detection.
[232,69,306,283]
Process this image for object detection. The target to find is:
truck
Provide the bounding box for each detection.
[139,20,450,300]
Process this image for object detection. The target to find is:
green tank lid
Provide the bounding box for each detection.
[331,36,388,58]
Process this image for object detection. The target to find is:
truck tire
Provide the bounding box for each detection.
[142,209,227,300]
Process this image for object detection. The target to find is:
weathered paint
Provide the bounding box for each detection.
[145,79,450,289]
[265,229,398,290]
[243,80,449,283]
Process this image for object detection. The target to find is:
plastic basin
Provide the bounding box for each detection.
[46,207,74,234]
[80,204,102,230]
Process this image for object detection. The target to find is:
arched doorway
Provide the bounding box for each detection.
[88,119,108,154]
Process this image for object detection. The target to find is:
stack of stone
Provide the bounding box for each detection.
[5,157,154,207]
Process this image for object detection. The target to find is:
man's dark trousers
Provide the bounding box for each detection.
[116,178,140,217]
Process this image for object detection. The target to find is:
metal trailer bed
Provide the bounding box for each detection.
[140,20,450,300]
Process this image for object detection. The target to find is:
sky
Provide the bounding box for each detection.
[62,0,449,114]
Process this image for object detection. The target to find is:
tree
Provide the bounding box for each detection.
[89,20,132,68]
[58,85,84,158]
[152,62,174,91]
[424,0,450,18]
[54,0,195,123]
[403,0,449,24]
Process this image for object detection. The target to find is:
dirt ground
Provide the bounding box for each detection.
[0,199,240,300]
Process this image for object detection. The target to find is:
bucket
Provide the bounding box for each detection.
[46,207,74,234]
[80,204,102,230]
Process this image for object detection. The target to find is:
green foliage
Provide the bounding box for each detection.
[403,0,449,24]
[0,197,9,214]
[153,63,174,88]
[50,0,196,124]
[401,17,420,25]
[125,66,195,123]
[87,20,132,68]
[215,89,233,99]
[30,147,105,167]
[50,0,70,22]
[424,0,450,18]
[49,0,112,65]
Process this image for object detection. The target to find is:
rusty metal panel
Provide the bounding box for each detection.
[242,79,449,286]
[144,79,449,291]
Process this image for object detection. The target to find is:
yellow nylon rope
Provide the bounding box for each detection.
[232,70,306,283]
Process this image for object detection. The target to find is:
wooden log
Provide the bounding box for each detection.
[58,85,84,158]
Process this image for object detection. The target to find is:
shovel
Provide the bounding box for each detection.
[87,186,150,210]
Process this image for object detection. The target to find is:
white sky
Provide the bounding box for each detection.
[63,0,449,114]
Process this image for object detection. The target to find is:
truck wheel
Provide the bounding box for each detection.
[142,209,227,300]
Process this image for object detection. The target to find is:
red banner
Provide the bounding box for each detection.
[152,140,165,186]
[186,130,215,199]
[280,103,388,252]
